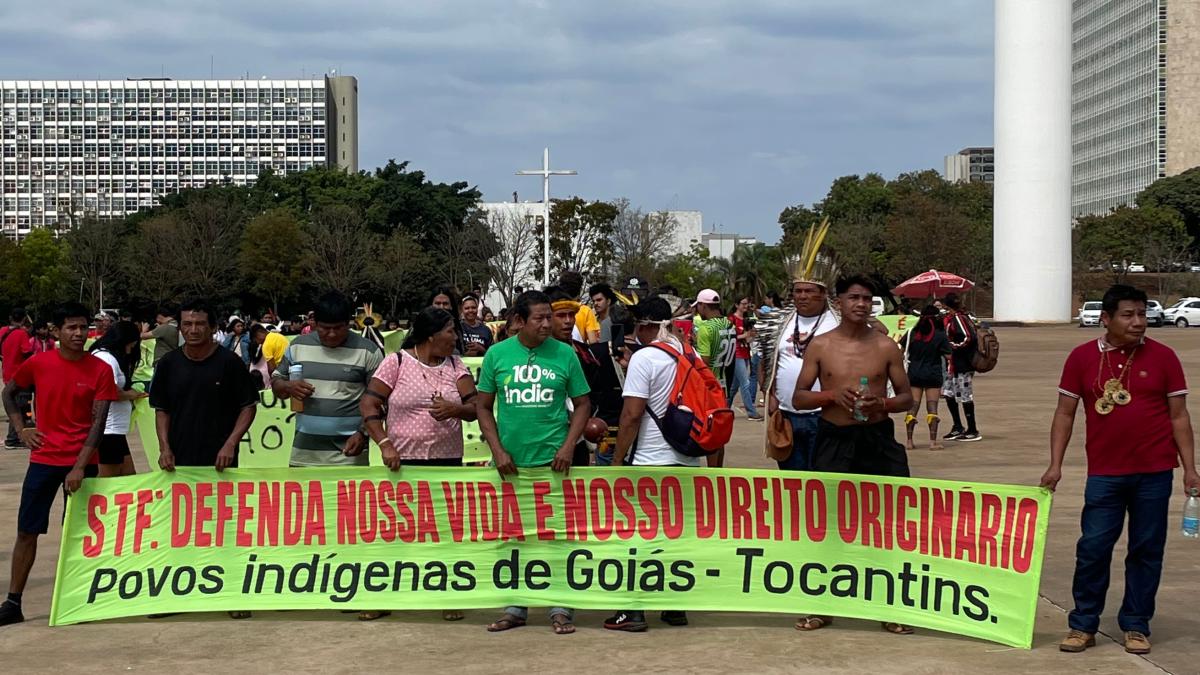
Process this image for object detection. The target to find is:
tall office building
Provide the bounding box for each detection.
[0,75,358,238]
[1072,0,1200,218]
[943,146,995,184]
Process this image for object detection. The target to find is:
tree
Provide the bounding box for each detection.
[431,211,499,293]
[1074,205,1189,285]
[728,243,787,302]
[304,205,378,296]
[144,192,248,300]
[535,197,619,280]
[656,243,725,301]
[486,209,540,308]
[609,199,678,287]
[239,209,310,316]
[122,215,182,306]
[64,218,124,311]
[18,228,71,316]
[370,230,433,318]
[1137,167,1200,248]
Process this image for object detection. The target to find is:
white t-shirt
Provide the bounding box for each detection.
[623,344,703,467]
[94,350,132,435]
[774,309,839,414]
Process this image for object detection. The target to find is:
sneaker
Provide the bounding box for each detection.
[603,611,648,632]
[1058,629,1095,652]
[957,432,983,442]
[0,600,24,626]
[1124,630,1151,654]
[4,440,25,450]
[747,414,764,421]
[660,610,689,626]
[943,428,965,441]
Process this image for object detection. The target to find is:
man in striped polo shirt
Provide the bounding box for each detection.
[272,292,383,468]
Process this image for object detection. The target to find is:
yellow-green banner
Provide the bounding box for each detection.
[50,467,1050,648]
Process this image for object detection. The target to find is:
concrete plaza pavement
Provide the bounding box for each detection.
[0,325,1197,674]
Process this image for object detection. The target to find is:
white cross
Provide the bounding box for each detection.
[517,148,577,286]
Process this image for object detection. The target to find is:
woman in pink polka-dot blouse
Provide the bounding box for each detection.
[361,308,478,469]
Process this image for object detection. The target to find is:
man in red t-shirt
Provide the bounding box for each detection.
[1040,285,1199,656]
[1,307,31,448]
[0,302,118,627]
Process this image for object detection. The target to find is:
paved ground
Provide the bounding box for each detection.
[0,325,1198,674]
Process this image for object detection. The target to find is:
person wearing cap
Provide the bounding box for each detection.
[221,316,252,364]
[691,288,735,467]
[89,311,114,339]
[604,297,699,632]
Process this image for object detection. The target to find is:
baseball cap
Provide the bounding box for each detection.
[227,315,244,325]
[691,289,721,307]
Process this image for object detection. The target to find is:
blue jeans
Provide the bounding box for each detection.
[727,358,758,417]
[776,411,820,471]
[1068,470,1172,636]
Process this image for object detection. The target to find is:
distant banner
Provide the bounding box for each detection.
[50,467,1050,648]
[874,315,914,341]
[130,343,489,467]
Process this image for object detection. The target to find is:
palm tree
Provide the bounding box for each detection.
[727,243,786,303]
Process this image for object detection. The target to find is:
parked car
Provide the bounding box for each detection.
[1147,300,1164,327]
[1164,297,1200,327]
[1191,263,1200,273]
[1078,301,1102,327]
[871,296,885,317]
[1128,262,1146,273]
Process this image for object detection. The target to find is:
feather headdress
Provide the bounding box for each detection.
[788,216,836,289]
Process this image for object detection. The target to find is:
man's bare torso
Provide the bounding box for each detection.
[812,327,902,425]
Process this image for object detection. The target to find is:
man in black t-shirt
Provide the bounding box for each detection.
[149,299,258,470]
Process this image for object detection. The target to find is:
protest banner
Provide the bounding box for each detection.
[130,346,490,467]
[50,467,1050,648]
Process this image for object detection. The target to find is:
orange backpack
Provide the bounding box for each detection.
[646,342,735,456]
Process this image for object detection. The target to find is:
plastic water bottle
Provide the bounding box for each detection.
[1183,488,1200,539]
[853,376,870,422]
[288,364,304,413]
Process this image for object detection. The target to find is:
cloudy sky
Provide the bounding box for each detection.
[0,1,993,242]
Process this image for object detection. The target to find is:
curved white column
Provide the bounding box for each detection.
[993,0,1073,322]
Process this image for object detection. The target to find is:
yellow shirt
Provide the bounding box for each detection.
[262,332,289,367]
[574,305,600,342]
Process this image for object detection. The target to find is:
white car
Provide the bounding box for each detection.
[1128,262,1146,273]
[1147,300,1164,326]
[1078,301,1102,327]
[871,296,885,317]
[1164,297,1200,327]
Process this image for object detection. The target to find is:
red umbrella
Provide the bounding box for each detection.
[891,269,975,298]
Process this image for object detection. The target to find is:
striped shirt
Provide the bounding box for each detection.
[274,332,383,467]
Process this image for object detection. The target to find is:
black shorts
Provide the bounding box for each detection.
[98,434,131,465]
[813,418,910,478]
[18,462,99,535]
[402,457,463,467]
[909,376,944,390]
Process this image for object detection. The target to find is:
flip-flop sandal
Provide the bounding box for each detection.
[358,610,391,621]
[795,616,832,631]
[442,610,465,621]
[227,611,252,620]
[881,622,914,635]
[550,613,576,635]
[486,614,526,632]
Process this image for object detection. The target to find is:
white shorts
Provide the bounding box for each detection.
[942,372,974,403]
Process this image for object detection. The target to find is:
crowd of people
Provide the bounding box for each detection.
[0,272,1196,656]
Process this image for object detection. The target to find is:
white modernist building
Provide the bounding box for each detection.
[993,0,1073,322]
[0,76,358,238]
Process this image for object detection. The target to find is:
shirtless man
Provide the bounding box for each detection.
[791,274,915,636]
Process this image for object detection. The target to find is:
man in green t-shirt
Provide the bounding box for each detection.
[477,289,591,636]
[692,288,736,380]
[691,288,735,467]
